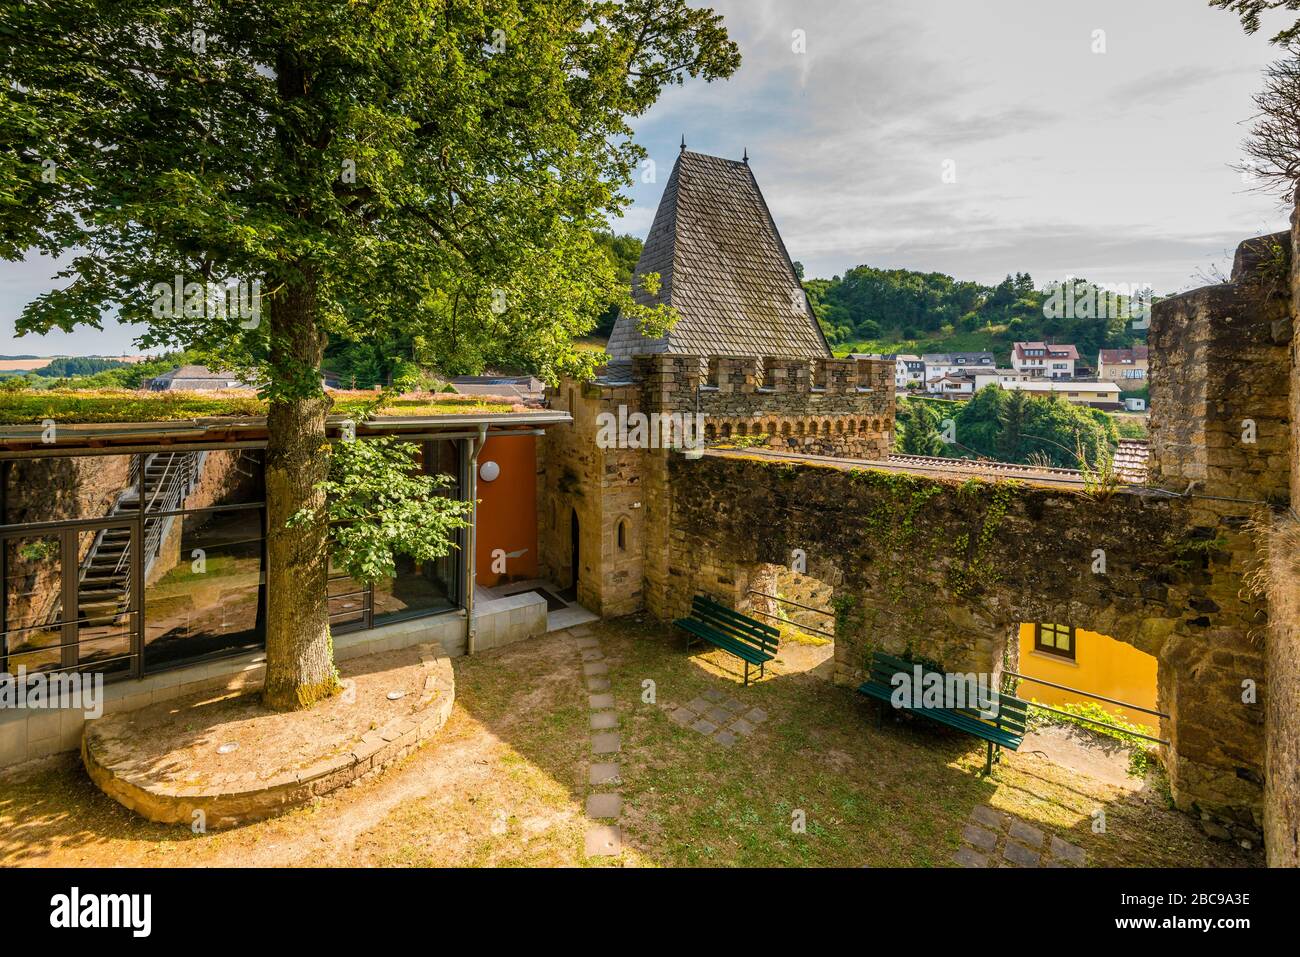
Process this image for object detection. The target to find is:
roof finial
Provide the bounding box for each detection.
[743,147,749,164]
[680,135,686,154]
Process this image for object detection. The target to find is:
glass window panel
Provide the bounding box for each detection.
[368,439,462,624]
[373,554,456,622]
[74,526,135,675]
[74,626,135,676]
[143,449,265,517]
[144,507,264,670]
[327,553,367,630]
[3,455,135,526]
[4,535,62,635]
[5,625,63,674]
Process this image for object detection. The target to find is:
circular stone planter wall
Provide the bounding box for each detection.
[83,643,454,829]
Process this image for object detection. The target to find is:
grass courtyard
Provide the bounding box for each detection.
[0,617,1260,868]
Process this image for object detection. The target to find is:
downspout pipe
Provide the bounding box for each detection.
[464,424,488,655]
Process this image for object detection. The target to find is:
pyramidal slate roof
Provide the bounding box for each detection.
[606,150,831,360]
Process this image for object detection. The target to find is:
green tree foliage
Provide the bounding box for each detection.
[1,0,739,708]
[304,437,472,584]
[807,265,1149,359]
[590,231,644,338]
[35,356,130,377]
[894,399,946,456]
[1211,0,1300,44]
[896,388,1117,468]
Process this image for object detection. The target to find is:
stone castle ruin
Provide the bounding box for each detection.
[540,149,1300,862]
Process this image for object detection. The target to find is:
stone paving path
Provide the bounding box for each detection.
[666,688,768,747]
[574,626,622,860]
[953,804,1087,868]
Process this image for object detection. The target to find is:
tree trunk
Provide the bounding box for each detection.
[261,268,339,711]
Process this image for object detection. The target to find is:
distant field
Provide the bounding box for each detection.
[0,355,148,372]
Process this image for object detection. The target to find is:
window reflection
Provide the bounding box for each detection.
[144,507,264,669]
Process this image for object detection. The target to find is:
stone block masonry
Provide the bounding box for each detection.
[636,354,895,461]
[662,451,1267,843]
[537,353,894,620]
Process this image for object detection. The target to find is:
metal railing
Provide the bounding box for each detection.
[745,589,835,640]
[1006,669,1170,746]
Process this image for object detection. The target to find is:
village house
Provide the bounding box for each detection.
[146,364,256,391]
[1011,341,1080,379]
[925,371,977,397]
[995,377,1123,409]
[1097,345,1150,385]
[973,367,1039,391]
[920,352,995,393]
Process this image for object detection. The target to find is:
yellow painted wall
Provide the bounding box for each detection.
[1016,623,1158,728]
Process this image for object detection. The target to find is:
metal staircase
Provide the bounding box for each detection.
[73,451,207,626]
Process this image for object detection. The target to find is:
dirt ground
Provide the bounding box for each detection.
[0,618,1263,868]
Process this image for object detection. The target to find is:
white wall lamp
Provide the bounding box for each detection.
[479,460,500,482]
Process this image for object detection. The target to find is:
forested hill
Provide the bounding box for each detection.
[801,264,1152,361]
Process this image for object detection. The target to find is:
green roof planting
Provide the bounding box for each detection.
[0,389,516,426]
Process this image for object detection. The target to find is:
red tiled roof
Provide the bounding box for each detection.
[1113,438,1150,484]
[1098,346,1150,366]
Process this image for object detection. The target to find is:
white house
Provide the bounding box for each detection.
[1011,341,1079,378]
[921,352,994,393]
[973,368,1038,391]
[926,372,976,397]
[896,354,925,389]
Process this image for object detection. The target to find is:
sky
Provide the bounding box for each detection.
[0,0,1290,356]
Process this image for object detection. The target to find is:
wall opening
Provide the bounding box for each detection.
[1010,620,1159,728]
[741,563,836,680]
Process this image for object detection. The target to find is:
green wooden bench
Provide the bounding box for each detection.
[857,650,1028,774]
[674,594,779,686]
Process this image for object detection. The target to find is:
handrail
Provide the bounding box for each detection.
[1005,669,1168,719]
[746,589,834,618]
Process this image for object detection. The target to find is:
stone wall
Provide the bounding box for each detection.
[1271,208,1300,867]
[1263,518,1300,866]
[635,354,894,460]
[1149,230,1292,503]
[537,379,647,616]
[1149,229,1297,859]
[662,452,1266,843]
[539,353,894,617]
[2,454,132,632]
